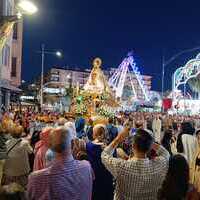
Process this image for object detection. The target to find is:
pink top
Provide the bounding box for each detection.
[33,142,48,171]
[33,128,51,171]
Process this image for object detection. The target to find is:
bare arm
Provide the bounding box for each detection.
[101,126,130,177]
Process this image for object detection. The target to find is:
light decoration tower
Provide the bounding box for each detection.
[109,52,150,101]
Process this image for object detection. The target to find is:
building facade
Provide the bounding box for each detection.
[46,67,91,88]
[40,66,152,101]
[11,20,23,87]
[0,0,22,108]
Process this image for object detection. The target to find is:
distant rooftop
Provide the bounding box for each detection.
[51,66,91,72]
[50,66,152,78]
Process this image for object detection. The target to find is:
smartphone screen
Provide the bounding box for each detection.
[131,128,136,136]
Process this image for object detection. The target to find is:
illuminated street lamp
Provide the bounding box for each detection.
[56,51,62,57]
[0,0,38,51]
[38,44,63,110]
[66,74,71,79]
[17,0,38,15]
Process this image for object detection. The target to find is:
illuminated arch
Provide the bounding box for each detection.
[173,53,200,92]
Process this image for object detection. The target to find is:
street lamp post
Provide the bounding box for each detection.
[161,46,200,110]
[40,44,45,109]
[38,44,62,111]
[161,54,165,101]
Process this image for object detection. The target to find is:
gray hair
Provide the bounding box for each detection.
[50,127,72,153]
[64,122,76,138]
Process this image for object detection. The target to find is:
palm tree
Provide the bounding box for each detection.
[188,75,200,99]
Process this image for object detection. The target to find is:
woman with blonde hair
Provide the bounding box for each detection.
[72,124,114,200]
[2,125,33,188]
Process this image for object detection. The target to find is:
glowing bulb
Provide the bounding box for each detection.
[17,12,22,19]
[17,0,38,15]
[56,51,62,57]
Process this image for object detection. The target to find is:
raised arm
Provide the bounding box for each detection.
[152,143,170,162]
[101,122,131,177]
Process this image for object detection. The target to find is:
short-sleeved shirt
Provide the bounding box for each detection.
[102,145,169,200]
[27,156,93,200]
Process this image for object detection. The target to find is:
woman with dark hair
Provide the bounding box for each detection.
[86,118,93,141]
[161,129,173,155]
[75,117,86,139]
[191,130,200,193]
[176,122,198,165]
[196,129,200,147]
[158,155,189,200]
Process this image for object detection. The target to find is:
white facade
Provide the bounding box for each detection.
[0,0,14,80]
[44,67,152,101]
[0,0,22,108]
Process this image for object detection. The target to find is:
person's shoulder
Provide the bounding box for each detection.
[75,159,91,169]
[20,139,31,147]
[29,168,49,180]
[86,141,93,149]
[182,134,196,141]
[86,141,98,148]
[21,138,29,144]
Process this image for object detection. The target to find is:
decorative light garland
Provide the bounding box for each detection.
[109,53,150,101]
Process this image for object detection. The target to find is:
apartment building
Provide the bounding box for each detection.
[0,0,22,108]
[40,66,152,101]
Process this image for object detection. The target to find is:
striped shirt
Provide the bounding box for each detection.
[27,155,93,200]
[101,145,170,200]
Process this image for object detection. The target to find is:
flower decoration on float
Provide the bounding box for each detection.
[76,104,87,115]
[97,106,115,118]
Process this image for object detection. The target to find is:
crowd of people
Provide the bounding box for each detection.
[0,109,200,200]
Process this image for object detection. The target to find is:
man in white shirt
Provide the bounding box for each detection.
[152,115,162,142]
[102,126,169,200]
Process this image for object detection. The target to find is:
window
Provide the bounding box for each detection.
[11,57,17,77]
[0,2,3,14]
[54,71,60,75]
[13,23,18,40]
[2,45,10,66]
[6,1,12,15]
[50,75,59,82]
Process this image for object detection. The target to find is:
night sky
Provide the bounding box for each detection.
[22,0,200,91]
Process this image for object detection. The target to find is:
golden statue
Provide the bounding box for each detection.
[84,58,111,94]
[71,57,119,118]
